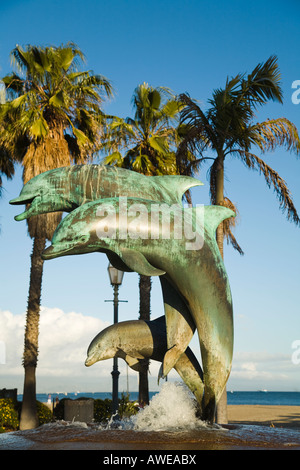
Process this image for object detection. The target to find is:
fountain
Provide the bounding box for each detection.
[6,165,300,450]
[1,382,300,450]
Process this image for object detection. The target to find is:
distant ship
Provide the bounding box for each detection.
[258,389,268,392]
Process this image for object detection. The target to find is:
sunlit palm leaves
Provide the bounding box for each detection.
[103,82,181,176]
[1,42,113,168]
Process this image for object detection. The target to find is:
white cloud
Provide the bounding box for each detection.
[0,307,178,393]
[0,307,113,391]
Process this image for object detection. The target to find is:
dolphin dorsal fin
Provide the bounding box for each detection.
[203,205,236,235]
[120,249,165,276]
[153,175,203,203]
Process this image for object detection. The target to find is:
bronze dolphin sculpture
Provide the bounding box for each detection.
[9,164,203,221]
[85,316,204,411]
[42,196,235,423]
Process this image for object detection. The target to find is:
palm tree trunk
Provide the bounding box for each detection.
[214,155,228,424]
[138,274,151,406]
[20,236,46,430]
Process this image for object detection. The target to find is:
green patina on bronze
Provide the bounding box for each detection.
[41,196,235,423]
[85,316,204,413]
[10,165,235,424]
[9,164,202,220]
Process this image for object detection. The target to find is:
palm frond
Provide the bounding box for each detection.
[235,149,300,225]
[250,118,300,154]
[236,55,283,108]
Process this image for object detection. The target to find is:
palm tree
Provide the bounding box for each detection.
[103,82,182,405]
[0,89,23,198]
[0,42,113,429]
[176,55,300,422]
[104,82,181,174]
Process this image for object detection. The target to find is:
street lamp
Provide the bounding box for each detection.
[106,263,125,417]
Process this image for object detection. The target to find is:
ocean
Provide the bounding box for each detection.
[18,390,300,406]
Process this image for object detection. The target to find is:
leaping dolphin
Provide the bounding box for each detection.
[42,196,235,423]
[85,316,204,412]
[9,164,203,221]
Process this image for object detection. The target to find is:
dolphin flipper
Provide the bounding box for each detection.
[120,249,166,276]
[106,251,134,272]
[124,355,143,372]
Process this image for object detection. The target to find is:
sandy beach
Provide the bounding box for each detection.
[228,405,300,429]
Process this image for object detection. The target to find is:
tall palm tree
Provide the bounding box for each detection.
[176,55,300,422]
[0,42,113,429]
[103,82,182,405]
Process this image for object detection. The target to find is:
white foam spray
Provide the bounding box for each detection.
[132,382,202,431]
[106,381,210,432]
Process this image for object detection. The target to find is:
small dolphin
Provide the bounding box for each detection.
[9,164,203,220]
[85,316,204,411]
[42,197,235,423]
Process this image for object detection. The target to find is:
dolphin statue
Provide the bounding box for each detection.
[85,316,204,412]
[9,164,203,221]
[42,196,235,423]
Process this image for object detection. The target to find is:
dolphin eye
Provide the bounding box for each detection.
[79,234,89,243]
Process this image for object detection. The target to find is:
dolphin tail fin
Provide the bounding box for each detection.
[203,205,236,235]
[153,175,203,203]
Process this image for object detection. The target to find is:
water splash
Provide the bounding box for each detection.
[101,382,209,432]
[132,382,204,431]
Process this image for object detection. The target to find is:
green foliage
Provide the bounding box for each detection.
[94,398,113,423]
[0,399,19,432]
[36,401,53,425]
[103,82,183,176]
[0,399,53,432]
[118,393,139,419]
[94,395,139,423]
[0,42,113,168]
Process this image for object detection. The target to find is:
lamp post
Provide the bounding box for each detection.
[106,263,125,417]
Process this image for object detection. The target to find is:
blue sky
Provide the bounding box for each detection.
[0,0,299,393]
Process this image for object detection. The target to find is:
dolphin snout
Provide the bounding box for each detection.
[42,245,57,260]
[10,194,39,221]
[85,356,96,367]
[9,195,34,205]
[42,243,77,260]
